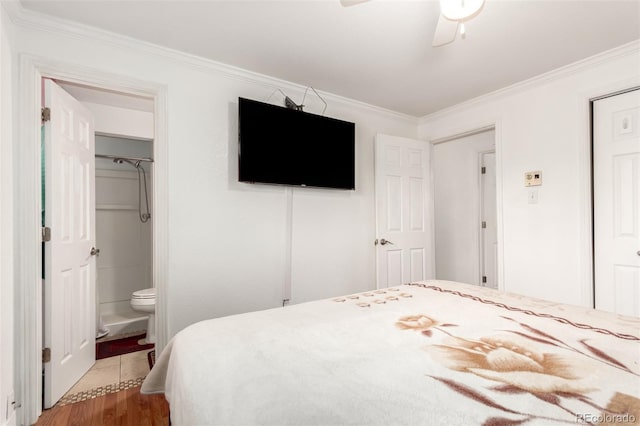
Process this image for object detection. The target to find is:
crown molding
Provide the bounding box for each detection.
[4,1,418,124]
[1,2,16,42]
[419,39,640,124]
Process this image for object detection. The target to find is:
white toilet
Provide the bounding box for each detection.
[130,287,156,344]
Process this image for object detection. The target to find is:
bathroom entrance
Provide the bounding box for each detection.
[94,137,154,341]
[41,79,156,408]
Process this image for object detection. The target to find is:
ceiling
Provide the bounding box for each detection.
[21,0,640,117]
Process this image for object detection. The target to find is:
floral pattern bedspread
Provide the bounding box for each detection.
[142,280,640,426]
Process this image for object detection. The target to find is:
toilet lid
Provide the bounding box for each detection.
[132,288,155,299]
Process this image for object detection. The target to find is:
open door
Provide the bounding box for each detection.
[43,79,96,408]
[480,151,497,288]
[374,134,433,288]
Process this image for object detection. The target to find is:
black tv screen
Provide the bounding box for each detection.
[238,97,355,190]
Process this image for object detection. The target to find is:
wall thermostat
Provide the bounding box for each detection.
[525,171,542,187]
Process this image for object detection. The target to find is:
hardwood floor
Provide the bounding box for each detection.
[35,386,169,426]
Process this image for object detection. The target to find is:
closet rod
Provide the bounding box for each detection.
[95,153,154,163]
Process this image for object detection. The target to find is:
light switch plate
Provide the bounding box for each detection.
[525,171,542,187]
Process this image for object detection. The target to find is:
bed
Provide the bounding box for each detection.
[141,280,640,425]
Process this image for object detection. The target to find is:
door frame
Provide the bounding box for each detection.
[16,54,169,425]
[429,123,505,291]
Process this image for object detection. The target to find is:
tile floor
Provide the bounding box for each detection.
[63,349,152,398]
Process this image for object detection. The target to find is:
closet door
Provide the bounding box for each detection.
[593,89,640,316]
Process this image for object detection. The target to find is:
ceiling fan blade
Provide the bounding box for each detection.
[432,14,459,47]
[340,0,370,6]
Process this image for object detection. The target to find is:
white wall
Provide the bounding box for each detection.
[9,10,418,340]
[420,43,640,307]
[0,3,16,425]
[433,130,495,285]
[87,102,154,141]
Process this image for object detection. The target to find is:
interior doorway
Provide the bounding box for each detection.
[432,129,496,287]
[17,57,167,426]
[41,79,156,408]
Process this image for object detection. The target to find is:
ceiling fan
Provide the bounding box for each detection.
[341,0,485,47]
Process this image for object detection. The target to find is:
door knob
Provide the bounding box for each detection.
[90,247,100,256]
[379,239,394,246]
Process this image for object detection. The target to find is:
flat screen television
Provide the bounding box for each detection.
[238,97,355,190]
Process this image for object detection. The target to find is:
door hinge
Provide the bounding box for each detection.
[41,107,51,123]
[481,166,486,174]
[482,276,487,284]
[42,347,51,363]
[481,221,487,229]
[42,227,51,242]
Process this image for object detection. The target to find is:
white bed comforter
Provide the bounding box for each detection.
[142,280,640,425]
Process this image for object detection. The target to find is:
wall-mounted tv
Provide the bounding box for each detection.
[238,97,355,190]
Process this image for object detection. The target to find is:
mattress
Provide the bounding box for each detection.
[142,280,640,425]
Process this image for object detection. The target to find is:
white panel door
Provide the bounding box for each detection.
[375,134,432,288]
[44,80,96,408]
[481,152,498,289]
[594,89,640,316]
